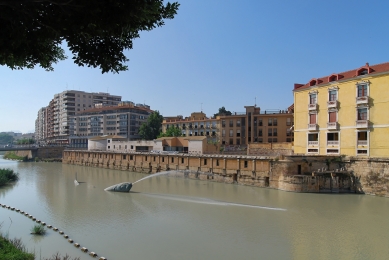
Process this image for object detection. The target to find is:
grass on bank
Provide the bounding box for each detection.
[1,232,80,260]
[30,224,46,235]
[0,235,34,260]
[3,152,28,161]
[0,168,19,187]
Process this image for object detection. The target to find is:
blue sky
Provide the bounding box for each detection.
[1,0,388,133]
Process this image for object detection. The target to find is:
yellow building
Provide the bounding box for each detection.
[293,62,389,157]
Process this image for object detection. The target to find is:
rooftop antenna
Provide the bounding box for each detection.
[201,102,203,112]
[255,97,257,107]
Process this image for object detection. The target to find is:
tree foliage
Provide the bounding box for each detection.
[158,126,182,138]
[0,0,179,73]
[16,138,35,145]
[214,106,232,117]
[139,111,163,140]
[0,133,13,144]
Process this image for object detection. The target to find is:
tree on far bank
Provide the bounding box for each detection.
[214,107,232,117]
[158,126,182,138]
[0,133,13,144]
[139,111,164,140]
[0,0,179,73]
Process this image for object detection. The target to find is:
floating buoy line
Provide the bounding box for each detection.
[0,202,107,260]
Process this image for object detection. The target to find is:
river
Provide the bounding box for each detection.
[0,155,388,260]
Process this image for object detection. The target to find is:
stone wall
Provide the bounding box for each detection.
[36,147,65,159]
[62,150,389,197]
[248,142,293,156]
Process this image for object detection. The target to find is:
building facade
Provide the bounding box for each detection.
[162,106,294,146]
[35,107,47,143]
[293,62,389,157]
[36,90,122,144]
[68,102,151,148]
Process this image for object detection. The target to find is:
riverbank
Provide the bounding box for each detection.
[63,150,388,196]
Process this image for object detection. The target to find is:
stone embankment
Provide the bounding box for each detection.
[63,150,389,197]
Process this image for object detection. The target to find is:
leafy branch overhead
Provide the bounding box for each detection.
[0,0,180,73]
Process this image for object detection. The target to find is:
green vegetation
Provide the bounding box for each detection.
[214,107,232,117]
[158,126,182,138]
[16,138,35,145]
[139,111,164,140]
[0,0,179,73]
[0,133,13,145]
[0,235,34,260]
[0,234,80,260]
[3,152,28,161]
[0,168,19,187]
[31,224,46,235]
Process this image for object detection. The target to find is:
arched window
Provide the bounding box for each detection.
[329,75,337,82]
[309,79,317,86]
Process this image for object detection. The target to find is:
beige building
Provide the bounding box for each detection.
[35,107,47,143]
[162,105,294,147]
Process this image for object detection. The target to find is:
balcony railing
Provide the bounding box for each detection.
[356,96,368,105]
[356,120,368,128]
[357,140,368,146]
[308,103,318,111]
[327,122,339,130]
[308,124,318,131]
[327,100,339,108]
[327,140,339,146]
[308,141,318,146]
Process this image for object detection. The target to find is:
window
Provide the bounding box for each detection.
[123,155,126,159]
[272,138,277,142]
[222,120,226,127]
[204,159,207,165]
[268,118,272,126]
[309,93,317,104]
[237,138,240,145]
[222,129,225,137]
[357,84,368,97]
[229,138,233,145]
[273,118,277,126]
[145,156,147,161]
[329,90,337,101]
[309,113,317,124]
[237,120,241,127]
[244,161,248,168]
[216,159,219,166]
[329,111,337,122]
[259,118,263,126]
[268,128,272,136]
[327,132,339,145]
[130,155,133,160]
[273,128,277,136]
[357,108,368,120]
[154,157,156,162]
[229,120,233,127]
[236,130,240,137]
[162,157,164,162]
[286,129,291,136]
[259,129,263,136]
[171,157,174,163]
[181,158,184,164]
[229,130,233,137]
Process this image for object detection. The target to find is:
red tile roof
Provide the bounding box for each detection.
[294,62,389,91]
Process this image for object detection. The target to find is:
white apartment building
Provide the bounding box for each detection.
[35,107,47,142]
[43,90,121,144]
[68,101,151,148]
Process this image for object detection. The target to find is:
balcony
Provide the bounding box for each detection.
[327,122,339,130]
[308,124,318,131]
[356,96,368,105]
[357,140,368,146]
[308,103,318,111]
[308,141,318,146]
[327,100,339,109]
[327,140,339,146]
[356,120,369,128]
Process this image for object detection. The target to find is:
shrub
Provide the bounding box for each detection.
[0,168,19,187]
[31,224,46,235]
